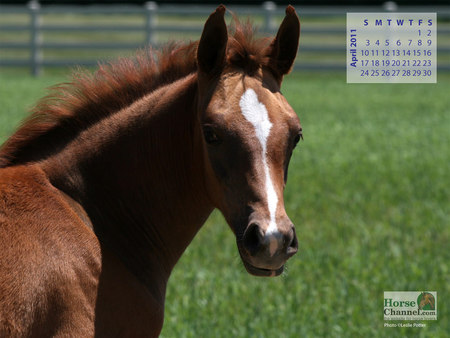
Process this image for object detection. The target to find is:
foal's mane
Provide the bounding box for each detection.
[0,20,271,167]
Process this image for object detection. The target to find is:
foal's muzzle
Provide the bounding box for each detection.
[238,219,298,277]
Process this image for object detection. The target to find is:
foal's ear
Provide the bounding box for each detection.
[267,6,300,80]
[197,5,228,74]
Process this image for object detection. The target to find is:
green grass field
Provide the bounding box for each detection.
[0,71,448,337]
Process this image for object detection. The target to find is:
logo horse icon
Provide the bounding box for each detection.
[418,292,435,310]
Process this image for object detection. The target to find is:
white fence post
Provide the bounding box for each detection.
[145,1,158,46]
[263,1,276,34]
[28,0,41,76]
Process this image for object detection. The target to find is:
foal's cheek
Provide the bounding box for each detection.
[207,152,230,184]
[211,161,229,183]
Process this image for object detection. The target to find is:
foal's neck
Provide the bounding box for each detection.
[43,74,214,299]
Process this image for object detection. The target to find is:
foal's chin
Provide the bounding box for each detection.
[242,259,285,277]
[237,249,285,277]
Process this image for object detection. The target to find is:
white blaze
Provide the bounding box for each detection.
[239,88,279,256]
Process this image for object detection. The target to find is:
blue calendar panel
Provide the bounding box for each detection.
[347,13,437,83]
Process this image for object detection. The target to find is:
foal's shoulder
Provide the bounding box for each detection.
[0,163,100,267]
[0,164,101,336]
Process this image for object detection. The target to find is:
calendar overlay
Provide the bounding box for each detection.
[347,13,436,83]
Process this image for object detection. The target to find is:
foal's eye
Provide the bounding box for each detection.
[293,129,303,148]
[203,126,221,145]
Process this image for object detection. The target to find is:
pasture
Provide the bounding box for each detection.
[0,71,448,337]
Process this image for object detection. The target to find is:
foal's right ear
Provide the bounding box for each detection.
[267,6,300,80]
[197,5,228,74]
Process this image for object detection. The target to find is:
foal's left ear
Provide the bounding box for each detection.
[197,5,228,74]
[268,6,300,80]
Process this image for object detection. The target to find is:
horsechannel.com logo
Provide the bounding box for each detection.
[384,291,437,321]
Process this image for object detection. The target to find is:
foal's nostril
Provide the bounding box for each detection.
[242,223,264,256]
[286,226,298,257]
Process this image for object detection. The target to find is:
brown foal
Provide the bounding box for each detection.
[0,5,301,336]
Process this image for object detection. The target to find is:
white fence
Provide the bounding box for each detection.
[0,1,449,76]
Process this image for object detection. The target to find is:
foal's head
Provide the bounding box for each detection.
[197,6,301,277]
